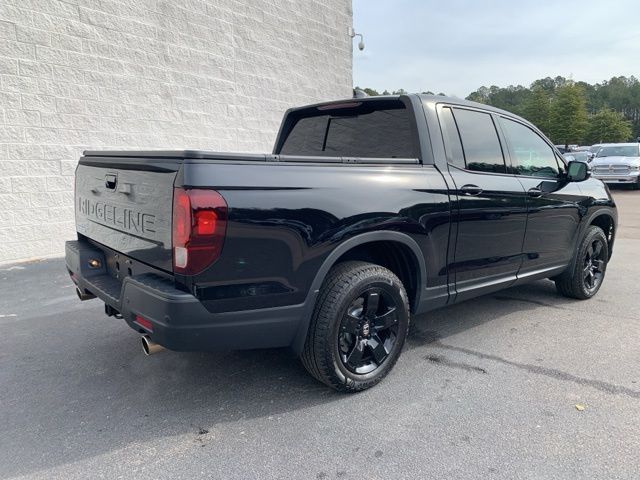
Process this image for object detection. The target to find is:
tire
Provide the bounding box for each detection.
[301,261,410,392]
[555,225,609,299]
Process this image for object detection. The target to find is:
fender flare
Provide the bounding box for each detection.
[584,208,617,231]
[291,231,427,354]
[566,207,617,273]
[584,206,617,249]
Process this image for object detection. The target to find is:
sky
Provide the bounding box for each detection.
[352,0,640,98]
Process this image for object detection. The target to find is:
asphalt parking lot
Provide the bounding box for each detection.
[1,188,638,480]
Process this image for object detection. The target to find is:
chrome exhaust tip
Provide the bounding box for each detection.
[141,335,165,356]
[76,287,96,301]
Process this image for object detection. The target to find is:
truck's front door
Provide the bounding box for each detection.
[496,115,584,278]
[439,106,528,301]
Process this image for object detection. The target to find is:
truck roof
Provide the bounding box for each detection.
[297,93,531,124]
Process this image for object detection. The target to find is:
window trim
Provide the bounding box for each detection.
[274,97,423,163]
[495,114,567,180]
[438,106,465,169]
[436,104,510,176]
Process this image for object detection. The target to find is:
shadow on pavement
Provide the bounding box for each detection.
[0,259,599,478]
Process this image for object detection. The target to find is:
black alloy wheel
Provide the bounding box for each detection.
[555,225,609,299]
[583,237,606,292]
[338,288,399,374]
[301,261,410,392]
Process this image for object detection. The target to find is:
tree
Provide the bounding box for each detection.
[549,83,588,147]
[463,75,640,141]
[466,84,530,115]
[467,86,490,103]
[522,86,551,136]
[584,109,632,144]
[356,76,640,140]
[353,86,380,97]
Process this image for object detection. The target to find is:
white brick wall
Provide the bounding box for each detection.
[0,0,353,263]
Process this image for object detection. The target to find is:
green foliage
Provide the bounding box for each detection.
[469,85,531,116]
[465,75,640,144]
[549,83,588,146]
[356,76,640,144]
[584,109,632,144]
[353,86,380,96]
[522,86,551,135]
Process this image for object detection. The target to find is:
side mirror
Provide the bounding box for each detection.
[567,160,590,182]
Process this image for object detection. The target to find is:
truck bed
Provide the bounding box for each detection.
[82,150,419,164]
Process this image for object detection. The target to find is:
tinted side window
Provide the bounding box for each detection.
[279,116,326,155]
[452,108,506,173]
[280,106,416,158]
[499,117,559,177]
[439,107,465,169]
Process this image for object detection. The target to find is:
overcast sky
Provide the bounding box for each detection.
[352,0,640,97]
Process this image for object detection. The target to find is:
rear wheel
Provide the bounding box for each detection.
[301,261,410,392]
[555,225,609,299]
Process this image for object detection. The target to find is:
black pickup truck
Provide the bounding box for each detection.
[66,94,617,392]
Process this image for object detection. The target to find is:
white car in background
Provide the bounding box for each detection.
[564,151,590,163]
[590,143,640,189]
[588,144,602,160]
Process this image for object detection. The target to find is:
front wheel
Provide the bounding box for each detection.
[555,225,609,299]
[301,261,410,392]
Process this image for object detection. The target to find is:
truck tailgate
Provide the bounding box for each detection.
[75,155,182,272]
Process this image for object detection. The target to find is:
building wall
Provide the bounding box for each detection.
[0,0,352,263]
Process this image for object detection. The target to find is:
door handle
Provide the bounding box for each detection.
[460,184,483,196]
[527,187,543,197]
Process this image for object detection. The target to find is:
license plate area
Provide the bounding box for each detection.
[87,238,169,282]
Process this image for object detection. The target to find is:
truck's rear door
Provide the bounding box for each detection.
[75,152,183,272]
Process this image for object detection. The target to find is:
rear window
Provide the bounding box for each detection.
[278,101,417,158]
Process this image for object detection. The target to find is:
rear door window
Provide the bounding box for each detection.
[450,108,507,173]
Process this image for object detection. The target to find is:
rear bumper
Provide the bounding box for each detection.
[65,240,304,352]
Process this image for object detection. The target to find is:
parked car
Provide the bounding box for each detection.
[590,143,640,189]
[588,144,603,160]
[66,95,617,392]
[564,151,591,163]
[555,144,580,153]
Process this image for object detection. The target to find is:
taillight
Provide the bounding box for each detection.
[172,188,228,275]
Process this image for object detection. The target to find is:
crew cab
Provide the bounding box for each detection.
[66,95,617,392]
